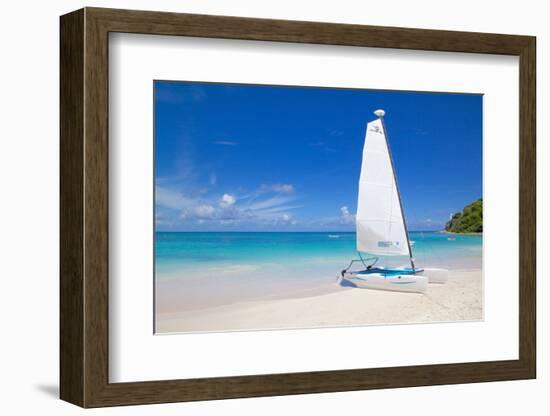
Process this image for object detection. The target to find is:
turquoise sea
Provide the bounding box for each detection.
[155,232,482,312]
[156,231,481,272]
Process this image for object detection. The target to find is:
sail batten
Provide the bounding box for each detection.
[356,117,410,256]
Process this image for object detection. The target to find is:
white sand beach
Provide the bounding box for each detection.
[156,269,482,334]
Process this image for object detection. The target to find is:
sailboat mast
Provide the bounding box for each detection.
[375,110,416,271]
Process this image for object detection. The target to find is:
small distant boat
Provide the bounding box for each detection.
[338,110,448,293]
[328,234,341,239]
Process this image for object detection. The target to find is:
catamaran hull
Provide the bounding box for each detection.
[339,272,428,293]
[419,268,449,284]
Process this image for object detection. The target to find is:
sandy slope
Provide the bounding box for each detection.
[156,270,482,333]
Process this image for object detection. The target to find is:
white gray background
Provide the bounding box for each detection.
[0,0,545,414]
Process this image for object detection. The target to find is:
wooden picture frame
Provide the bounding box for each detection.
[60,7,536,408]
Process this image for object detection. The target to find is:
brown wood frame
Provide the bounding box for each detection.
[60,7,536,408]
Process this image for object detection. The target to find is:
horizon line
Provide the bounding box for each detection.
[155,229,445,233]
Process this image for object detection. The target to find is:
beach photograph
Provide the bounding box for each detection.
[154,81,483,334]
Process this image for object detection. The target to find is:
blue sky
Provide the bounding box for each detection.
[154,81,482,232]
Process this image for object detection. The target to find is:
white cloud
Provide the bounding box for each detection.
[253,205,302,215]
[220,193,236,207]
[194,204,216,219]
[155,212,170,227]
[340,206,355,224]
[260,183,295,193]
[279,213,297,225]
[214,140,238,146]
[209,173,217,186]
[249,195,295,211]
[155,186,193,210]
[156,183,302,229]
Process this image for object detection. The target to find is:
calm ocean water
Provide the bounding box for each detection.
[156,231,481,274]
[155,231,482,273]
[155,231,482,312]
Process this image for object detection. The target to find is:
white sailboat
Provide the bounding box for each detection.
[338,109,448,293]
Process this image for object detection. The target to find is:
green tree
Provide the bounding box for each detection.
[445,198,482,233]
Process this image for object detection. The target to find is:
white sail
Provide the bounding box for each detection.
[356,117,410,256]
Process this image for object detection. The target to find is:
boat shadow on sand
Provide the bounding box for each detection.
[338,278,359,288]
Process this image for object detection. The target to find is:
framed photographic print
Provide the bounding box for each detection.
[60,7,536,408]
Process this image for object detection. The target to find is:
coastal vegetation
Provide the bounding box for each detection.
[445,198,482,233]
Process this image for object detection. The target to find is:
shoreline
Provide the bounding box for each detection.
[440,230,483,236]
[156,269,483,334]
